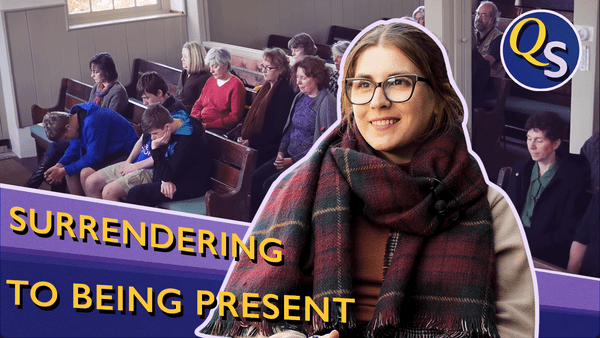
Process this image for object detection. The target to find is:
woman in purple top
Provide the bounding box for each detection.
[250,56,337,217]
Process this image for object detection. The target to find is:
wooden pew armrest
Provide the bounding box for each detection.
[205,189,251,222]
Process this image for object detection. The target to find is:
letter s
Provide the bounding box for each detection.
[544,41,568,79]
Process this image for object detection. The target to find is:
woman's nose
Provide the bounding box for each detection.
[370,86,391,108]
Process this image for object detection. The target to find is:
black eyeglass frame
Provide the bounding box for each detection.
[344,74,431,105]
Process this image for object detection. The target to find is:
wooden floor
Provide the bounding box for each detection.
[0,153,51,190]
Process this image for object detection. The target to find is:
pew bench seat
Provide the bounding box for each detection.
[158,131,257,222]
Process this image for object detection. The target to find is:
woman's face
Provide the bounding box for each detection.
[291,47,306,61]
[296,67,319,97]
[527,128,560,165]
[90,64,106,84]
[414,12,425,26]
[261,57,282,84]
[181,48,190,70]
[333,53,343,70]
[352,45,438,165]
[210,62,228,80]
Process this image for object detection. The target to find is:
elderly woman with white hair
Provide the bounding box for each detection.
[329,40,350,95]
[412,5,425,25]
[190,47,246,134]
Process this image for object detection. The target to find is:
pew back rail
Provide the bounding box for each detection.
[125,58,182,100]
[30,78,93,161]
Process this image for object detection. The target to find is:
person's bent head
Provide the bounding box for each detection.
[292,56,330,96]
[288,33,318,61]
[331,40,350,70]
[261,47,291,84]
[137,71,169,105]
[205,47,232,81]
[43,111,75,142]
[182,41,208,73]
[342,21,462,164]
[412,6,425,26]
[141,103,174,138]
[524,111,564,164]
[89,52,118,84]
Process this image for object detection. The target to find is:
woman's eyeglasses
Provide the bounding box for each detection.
[259,64,277,72]
[345,74,431,105]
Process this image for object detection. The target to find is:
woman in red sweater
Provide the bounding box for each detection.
[190,47,245,134]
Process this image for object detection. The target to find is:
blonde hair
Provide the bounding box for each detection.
[342,22,462,136]
[43,111,71,142]
[183,41,208,74]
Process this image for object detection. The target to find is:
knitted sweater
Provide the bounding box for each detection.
[190,76,245,130]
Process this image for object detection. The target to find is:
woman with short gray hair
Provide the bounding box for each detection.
[329,40,350,95]
[190,47,246,134]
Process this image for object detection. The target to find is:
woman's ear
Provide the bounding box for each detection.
[553,138,562,151]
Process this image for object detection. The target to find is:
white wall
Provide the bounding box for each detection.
[571,0,599,152]
[0,1,187,158]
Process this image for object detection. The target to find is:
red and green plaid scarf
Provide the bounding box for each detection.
[201,121,499,338]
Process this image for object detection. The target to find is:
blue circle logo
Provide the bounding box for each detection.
[501,10,581,91]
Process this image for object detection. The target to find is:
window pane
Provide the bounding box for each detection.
[136,0,158,6]
[68,0,91,14]
[114,0,135,9]
[91,0,113,12]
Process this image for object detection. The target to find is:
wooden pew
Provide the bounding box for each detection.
[29,78,93,161]
[326,25,360,45]
[124,58,182,100]
[159,131,257,222]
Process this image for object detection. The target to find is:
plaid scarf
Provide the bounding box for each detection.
[201,121,499,338]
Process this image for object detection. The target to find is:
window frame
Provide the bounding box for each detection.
[67,0,171,27]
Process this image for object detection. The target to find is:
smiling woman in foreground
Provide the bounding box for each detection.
[198,20,535,338]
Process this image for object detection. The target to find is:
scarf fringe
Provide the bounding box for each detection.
[308,300,357,336]
[365,309,500,338]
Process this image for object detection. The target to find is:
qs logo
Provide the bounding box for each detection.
[501,10,581,91]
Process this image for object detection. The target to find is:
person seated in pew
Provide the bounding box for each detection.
[190,47,246,135]
[567,192,599,278]
[237,48,296,167]
[328,40,350,96]
[507,111,591,268]
[137,71,186,113]
[580,131,599,193]
[288,33,319,92]
[88,52,129,115]
[42,102,139,196]
[82,73,188,201]
[412,5,425,26]
[474,1,504,77]
[177,41,211,114]
[124,104,211,206]
[288,32,318,62]
[24,52,129,192]
[250,56,337,217]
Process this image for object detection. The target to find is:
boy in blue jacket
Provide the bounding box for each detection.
[43,102,139,195]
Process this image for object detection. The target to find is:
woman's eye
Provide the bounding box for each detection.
[389,77,410,86]
[356,80,372,89]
